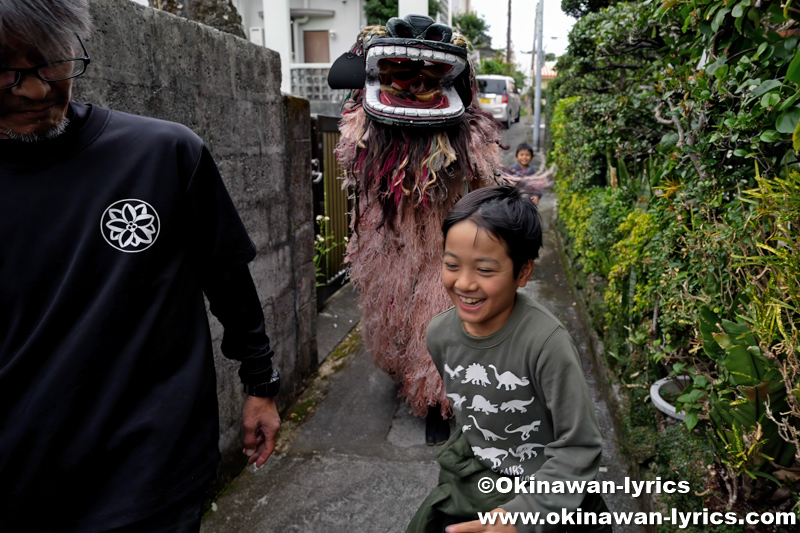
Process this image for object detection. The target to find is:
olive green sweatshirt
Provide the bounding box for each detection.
[426,292,603,531]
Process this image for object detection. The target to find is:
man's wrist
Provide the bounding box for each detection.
[243,369,280,397]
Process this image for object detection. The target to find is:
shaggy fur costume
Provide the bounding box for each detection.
[337,100,505,417]
[332,16,553,418]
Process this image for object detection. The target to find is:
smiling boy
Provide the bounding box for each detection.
[408,186,607,533]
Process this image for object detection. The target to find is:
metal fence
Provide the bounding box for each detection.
[311,115,351,307]
[291,63,347,102]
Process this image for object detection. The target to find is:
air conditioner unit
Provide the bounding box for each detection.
[249,27,264,46]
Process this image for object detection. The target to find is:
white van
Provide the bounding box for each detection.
[476,74,521,129]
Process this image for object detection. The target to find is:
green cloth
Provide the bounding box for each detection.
[407,428,612,533]
[406,428,513,533]
[407,430,613,533]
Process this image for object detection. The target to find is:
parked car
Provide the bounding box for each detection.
[476,74,521,129]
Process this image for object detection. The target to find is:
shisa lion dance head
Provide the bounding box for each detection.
[359,15,471,127]
[329,14,505,419]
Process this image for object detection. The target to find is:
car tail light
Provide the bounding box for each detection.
[501,94,509,104]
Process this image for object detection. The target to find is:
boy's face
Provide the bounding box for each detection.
[442,220,534,337]
[516,150,533,167]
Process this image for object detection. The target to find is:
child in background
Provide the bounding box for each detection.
[407,185,608,533]
[508,143,539,176]
[508,143,544,205]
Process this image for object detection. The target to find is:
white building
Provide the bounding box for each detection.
[233,0,366,65]
[232,0,451,98]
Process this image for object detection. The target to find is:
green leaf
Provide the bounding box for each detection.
[712,8,730,32]
[685,410,699,430]
[776,107,800,133]
[682,15,693,33]
[714,332,733,350]
[761,92,780,108]
[715,64,729,80]
[794,119,800,153]
[659,132,679,151]
[732,3,744,17]
[778,89,800,110]
[707,56,727,77]
[705,0,724,19]
[734,148,749,156]
[760,129,781,142]
[752,470,782,485]
[754,42,768,58]
[787,49,800,85]
[678,389,706,403]
[752,80,782,97]
[699,306,724,359]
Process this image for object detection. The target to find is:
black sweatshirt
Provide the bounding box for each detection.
[0,103,273,530]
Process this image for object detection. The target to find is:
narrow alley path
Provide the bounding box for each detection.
[201,119,646,532]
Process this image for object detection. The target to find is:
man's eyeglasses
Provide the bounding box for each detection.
[0,36,91,90]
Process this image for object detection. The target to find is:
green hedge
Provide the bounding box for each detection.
[550,0,800,519]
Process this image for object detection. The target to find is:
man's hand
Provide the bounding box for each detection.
[242,396,280,468]
[445,508,517,533]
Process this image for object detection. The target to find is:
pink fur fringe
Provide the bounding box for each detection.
[337,106,504,417]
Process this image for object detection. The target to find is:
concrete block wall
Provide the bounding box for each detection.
[73,0,317,483]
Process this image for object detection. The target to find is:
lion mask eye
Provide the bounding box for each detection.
[423,24,452,43]
[386,17,416,38]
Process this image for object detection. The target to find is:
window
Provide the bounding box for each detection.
[303,30,330,63]
[478,79,506,94]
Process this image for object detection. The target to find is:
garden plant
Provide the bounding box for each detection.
[549,0,800,528]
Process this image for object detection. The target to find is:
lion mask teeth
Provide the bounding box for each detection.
[363,44,467,126]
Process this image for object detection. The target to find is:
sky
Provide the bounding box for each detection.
[469,0,575,58]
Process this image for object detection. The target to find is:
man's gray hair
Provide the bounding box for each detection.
[0,0,92,61]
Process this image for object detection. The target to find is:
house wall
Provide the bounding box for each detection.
[75,0,317,485]
[233,0,364,64]
[290,0,364,62]
[234,0,264,44]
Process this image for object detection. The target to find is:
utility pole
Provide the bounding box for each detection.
[505,0,512,64]
[532,0,544,152]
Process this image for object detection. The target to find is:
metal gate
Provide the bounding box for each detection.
[311,115,351,307]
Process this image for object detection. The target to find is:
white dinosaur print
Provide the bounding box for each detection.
[461,363,491,387]
[504,420,542,440]
[468,415,507,442]
[462,424,472,432]
[500,465,525,476]
[447,393,467,411]
[509,443,546,461]
[466,394,499,414]
[488,365,530,391]
[444,363,464,380]
[471,446,509,469]
[500,397,535,413]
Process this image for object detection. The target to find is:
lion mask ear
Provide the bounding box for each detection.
[328,50,366,90]
[454,67,473,109]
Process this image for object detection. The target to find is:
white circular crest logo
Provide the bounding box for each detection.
[101,199,160,253]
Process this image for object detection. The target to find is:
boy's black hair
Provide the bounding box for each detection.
[442,184,542,277]
[515,143,534,156]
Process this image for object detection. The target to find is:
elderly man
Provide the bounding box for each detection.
[0,1,280,531]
